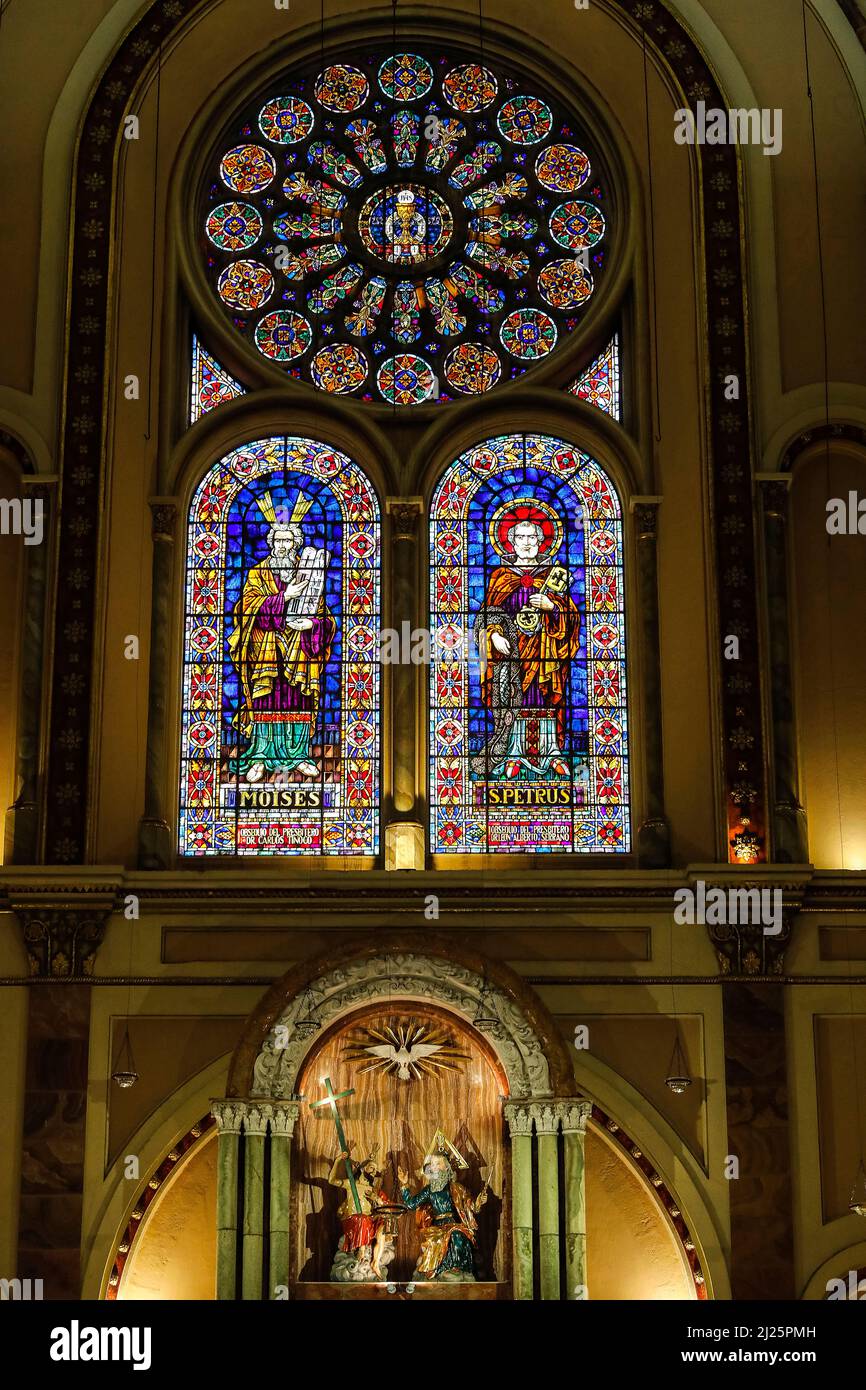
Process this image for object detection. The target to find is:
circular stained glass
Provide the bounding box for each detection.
[206,202,263,251]
[378,354,437,404]
[444,342,502,394]
[311,342,368,393]
[219,144,276,194]
[443,62,498,112]
[358,185,453,265]
[535,143,591,194]
[217,260,274,311]
[500,308,558,359]
[201,45,611,403]
[258,96,314,144]
[538,258,593,310]
[378,53,434,101]
[314,64,369,113]
[549,199,605,251]
[254,309,311,360]
[497,95,553,145]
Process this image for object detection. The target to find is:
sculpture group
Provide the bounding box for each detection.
[313,1075,488,1284]
[328,1143,488,1284]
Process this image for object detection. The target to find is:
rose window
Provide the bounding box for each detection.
[199,47,611,405]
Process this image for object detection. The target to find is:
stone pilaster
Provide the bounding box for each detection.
[531,1102,561,1300]
[757,475,808,862]
[503,1101,534,1301]
[268,1102,300,1298]
[630,498,670,867]
[212,1100,245,1301]
[137,499,178,869]
[560,1100,591,1299]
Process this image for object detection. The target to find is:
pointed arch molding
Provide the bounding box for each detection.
[46,0,765,861]
[227,933,574,1099]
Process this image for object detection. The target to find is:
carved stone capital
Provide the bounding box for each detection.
[269,1101,301,1138]
[211,1100,247,1134]
[530,1101,560,1135]
[706,911,795,975]
[243,1102,274,1137]
[757,473,791,521]
[5,873,122,977]
[558,1100,592,1135]
[503,1101,534,1137]
[18,908,111,977]
[149,497,178,541]
[20,474,58,506]
[630,495,662,540]
[386,496,423,541]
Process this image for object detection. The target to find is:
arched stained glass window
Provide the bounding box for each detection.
[179,436,380,856]
[429,433,629,854]
[198,47,611,405]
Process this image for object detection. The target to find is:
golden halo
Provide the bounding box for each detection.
[488,496,563,560]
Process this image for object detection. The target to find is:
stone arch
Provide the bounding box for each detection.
[227,932,575,1100]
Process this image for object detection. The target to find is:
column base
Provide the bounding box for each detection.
[4,799,38,865]
[137,817,173,870]
[385,821,425,870]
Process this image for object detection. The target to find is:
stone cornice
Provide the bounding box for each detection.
[3,865,865,916]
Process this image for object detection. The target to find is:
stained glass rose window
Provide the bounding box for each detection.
[199,48,610,405]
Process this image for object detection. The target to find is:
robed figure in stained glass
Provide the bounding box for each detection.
[473,501,581,780]
[229,490,336,782]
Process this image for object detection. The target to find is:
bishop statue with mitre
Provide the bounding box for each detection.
[228,490,335,783]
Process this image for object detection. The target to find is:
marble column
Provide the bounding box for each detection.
[384,498,424,866]
[532,1103,561,1300]
[4,477,55,864]
[242,1103,272,1301]
[212,1101,245,1301]
[268,1102,300,1299]
[630,498,671,868]
[504,1102,534,1301]
[560,1100,592,1299]
[137,499,177,869]
[758,476,808,862]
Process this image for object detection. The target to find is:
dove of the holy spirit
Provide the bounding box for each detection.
[343,1018,469,1083]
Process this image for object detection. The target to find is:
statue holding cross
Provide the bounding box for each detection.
[311,1076,397,1283]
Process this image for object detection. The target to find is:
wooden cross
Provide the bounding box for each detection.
[309,1076,362,1214]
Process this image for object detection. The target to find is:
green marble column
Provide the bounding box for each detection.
[242,1103,271,1301]
[504,1102,535,1300]
[212,1101,245,1301]
[268,1102,299,1299]
[533,1103,561,1300]
[560,1101,592,1299]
